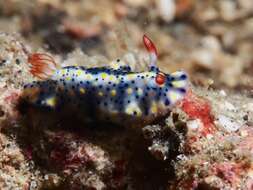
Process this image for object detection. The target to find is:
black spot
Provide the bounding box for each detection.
[136,95,139,99]
[168,83,173,87]
[108,81,111,84]
[106,87,110,91]
[146,87,150,91]
[127,100,130,103]
[95,78,98,81]
[131,80,135,84]
[133,111,137,115]
[99,85,103,89]
[71,78,75,82]
[104,102,108,106]
[150,66,156,71]
[141,76,144,79]
[135,87,138,91]
[180,74,187,80]
[15,59,20,65]
[117,59,120,62]
[179,88,186,93]
[124,83,129,87]
[165,99,170,106]
[0,59,6,66]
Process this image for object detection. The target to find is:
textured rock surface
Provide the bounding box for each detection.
[0,0,252,189]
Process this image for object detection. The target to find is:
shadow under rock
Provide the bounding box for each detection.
[4,109,176,190]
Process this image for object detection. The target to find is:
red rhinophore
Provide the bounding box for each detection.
[143,35,158,56]
[155,72,166,85]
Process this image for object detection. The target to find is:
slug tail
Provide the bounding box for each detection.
[28,53,57,80]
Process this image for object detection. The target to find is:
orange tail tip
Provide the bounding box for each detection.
[28,53,57,80]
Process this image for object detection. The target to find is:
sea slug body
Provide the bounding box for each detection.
[19,35,188,126]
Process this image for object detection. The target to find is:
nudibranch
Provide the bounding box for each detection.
[18,35,188,126]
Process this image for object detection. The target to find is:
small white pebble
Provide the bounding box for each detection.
[217,115,242,132]
[224,101,236,112]
[243,103,253,112]
[206,134,213,140]
[219,90,227,97]
[240,130,248,137]
[187,119,203,131]
[157,0,176,22]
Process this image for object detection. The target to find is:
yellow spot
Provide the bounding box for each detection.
[66,76,71,81]
[127,74,135,80]
[171,80,186,88]
[111,89,116,96]
[79,87,85,94]
[109,75,116,82]
[111,64,118,70]
[101,73,108,79]
[76,70,82,76]
[169,91,181,102]
[86,74,92,80]
[150,102,158,114]
[127,88,133,95]
[137,88,143,95]
[98,91,104,96]
[45,97,56,107]
[60,69,67,75]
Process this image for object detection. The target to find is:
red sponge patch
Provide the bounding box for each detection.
[180,90,216,136]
